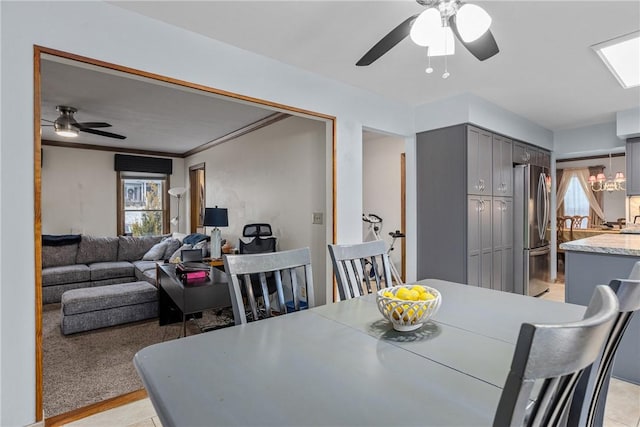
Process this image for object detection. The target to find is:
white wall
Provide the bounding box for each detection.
[414,93,554,149]
[554,122,624,158]
[41,146,184,236]
[1,3,415,424]
[363,133,404,274]
[617,107,640,139]
[557,155,627,223]
[186,116,328,304]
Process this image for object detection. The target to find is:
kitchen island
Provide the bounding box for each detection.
[560,233,640,384]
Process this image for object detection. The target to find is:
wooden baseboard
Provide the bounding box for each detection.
[45,389,148,427]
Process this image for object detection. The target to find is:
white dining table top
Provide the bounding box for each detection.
[134,279,586,427]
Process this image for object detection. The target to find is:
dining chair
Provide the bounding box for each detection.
[223,247,315,325]
[493,285,618,427]
[567,261,640,427]
[327,240,393,301]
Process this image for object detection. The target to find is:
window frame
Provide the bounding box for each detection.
[117,171,170,236]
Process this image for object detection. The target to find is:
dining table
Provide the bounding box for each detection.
[134,279,586,427]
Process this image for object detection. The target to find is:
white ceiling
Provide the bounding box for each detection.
[112,0,640,132]
[41,56,279,154]
[42,1,640,154]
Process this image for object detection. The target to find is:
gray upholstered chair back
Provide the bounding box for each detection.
[493,285,618,427]
[223,247,314,325]
[568,261,640,427]
[328,240,393,301]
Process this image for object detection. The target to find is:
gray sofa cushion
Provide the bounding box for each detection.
[43,281,92,304]
[42,243,78,268]
[76,236,119,265]
[42,264,90,286]
[117,235,164,261]
[163,238,182,260]
[61,281,158,315]
[142,240,169,261]
[89,261,135,281]
[136,268,158,286]
[133,260,159,273]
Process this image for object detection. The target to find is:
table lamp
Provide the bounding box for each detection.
[204,206,228,259]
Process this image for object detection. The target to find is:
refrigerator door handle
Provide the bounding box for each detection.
[543,174,550,243]
[537,173,545,241]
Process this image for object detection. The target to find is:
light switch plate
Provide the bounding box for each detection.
[312,212,323,224]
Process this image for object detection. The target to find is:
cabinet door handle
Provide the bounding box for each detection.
[479,179,485,192]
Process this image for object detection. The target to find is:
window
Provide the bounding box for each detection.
[118,173,169,236]
[563,176,589,228]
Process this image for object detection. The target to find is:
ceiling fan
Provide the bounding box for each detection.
[356,0,499,66]
[42,105,126,140]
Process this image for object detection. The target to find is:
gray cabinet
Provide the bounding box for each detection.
[492,197,513,292]
[627,138,640,195]
[467,196,493,288]
[467,127,493,195]
[493,135,513,196]
[417,124,515,293]
[513,141,533,164]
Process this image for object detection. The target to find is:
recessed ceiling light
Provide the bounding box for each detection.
[592,31,640,89]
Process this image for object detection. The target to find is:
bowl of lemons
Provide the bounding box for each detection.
[376,284,441,332]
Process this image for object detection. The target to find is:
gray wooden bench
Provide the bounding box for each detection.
[61,281,158,335]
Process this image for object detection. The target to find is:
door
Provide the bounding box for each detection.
[468,196,492,288]
[529,165,550,248]
[527,246,550,296]
[189,164,206,233]
[467,127,493,195]
[493,135,513,196]
[492,197,513,292]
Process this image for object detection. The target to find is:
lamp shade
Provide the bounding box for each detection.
[410,8,455,56]
[168,187,187,197]
[455,4,492,43]
[204,207,228,227]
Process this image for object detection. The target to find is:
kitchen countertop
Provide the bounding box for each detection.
[559,233,640,256]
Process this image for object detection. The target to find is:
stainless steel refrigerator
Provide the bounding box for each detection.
[513,164,550,296]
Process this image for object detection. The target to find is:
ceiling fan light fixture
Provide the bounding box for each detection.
[455,3,492,43]
[53,121,79,138]
[410,8,455,56]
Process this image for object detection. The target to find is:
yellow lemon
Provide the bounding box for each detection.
[407,289,420,301]
[396,287,411,300]
[382,291,394,299]
[419,291,435,301]
[410,285,425,293]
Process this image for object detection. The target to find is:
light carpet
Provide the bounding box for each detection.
[43,302,234,418]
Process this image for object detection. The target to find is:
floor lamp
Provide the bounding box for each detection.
[204,206,228,259]
[168,187,187,232]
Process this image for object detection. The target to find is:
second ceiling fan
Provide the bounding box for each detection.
[44,105,126,140]
[356,0,499,66]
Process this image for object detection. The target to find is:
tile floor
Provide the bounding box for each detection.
[65,281,640,427]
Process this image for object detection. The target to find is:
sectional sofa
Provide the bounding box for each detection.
[42,234,183,304]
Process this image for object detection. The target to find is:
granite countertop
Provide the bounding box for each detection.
[559,233,640,256]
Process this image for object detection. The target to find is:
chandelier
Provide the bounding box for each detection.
[588,153,626,192]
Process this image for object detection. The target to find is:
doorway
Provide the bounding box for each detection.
[362,130,406,281]
[189,163,206,233]
[34,46,336,424]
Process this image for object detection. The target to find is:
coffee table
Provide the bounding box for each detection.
[156,263,232,337]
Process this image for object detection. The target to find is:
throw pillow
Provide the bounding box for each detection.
[162,238,182,260]
[142,240,169,261]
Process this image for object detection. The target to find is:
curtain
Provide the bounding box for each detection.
[556,168,605,224]
[556,169,572,213]
[574,168,605,222]
[588,166,605,226]
[556,169,564,217]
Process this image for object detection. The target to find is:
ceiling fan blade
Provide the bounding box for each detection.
[79,127,127,140]
[449,17,499,61]
[356,13,421,66]
[74,122,112,128]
